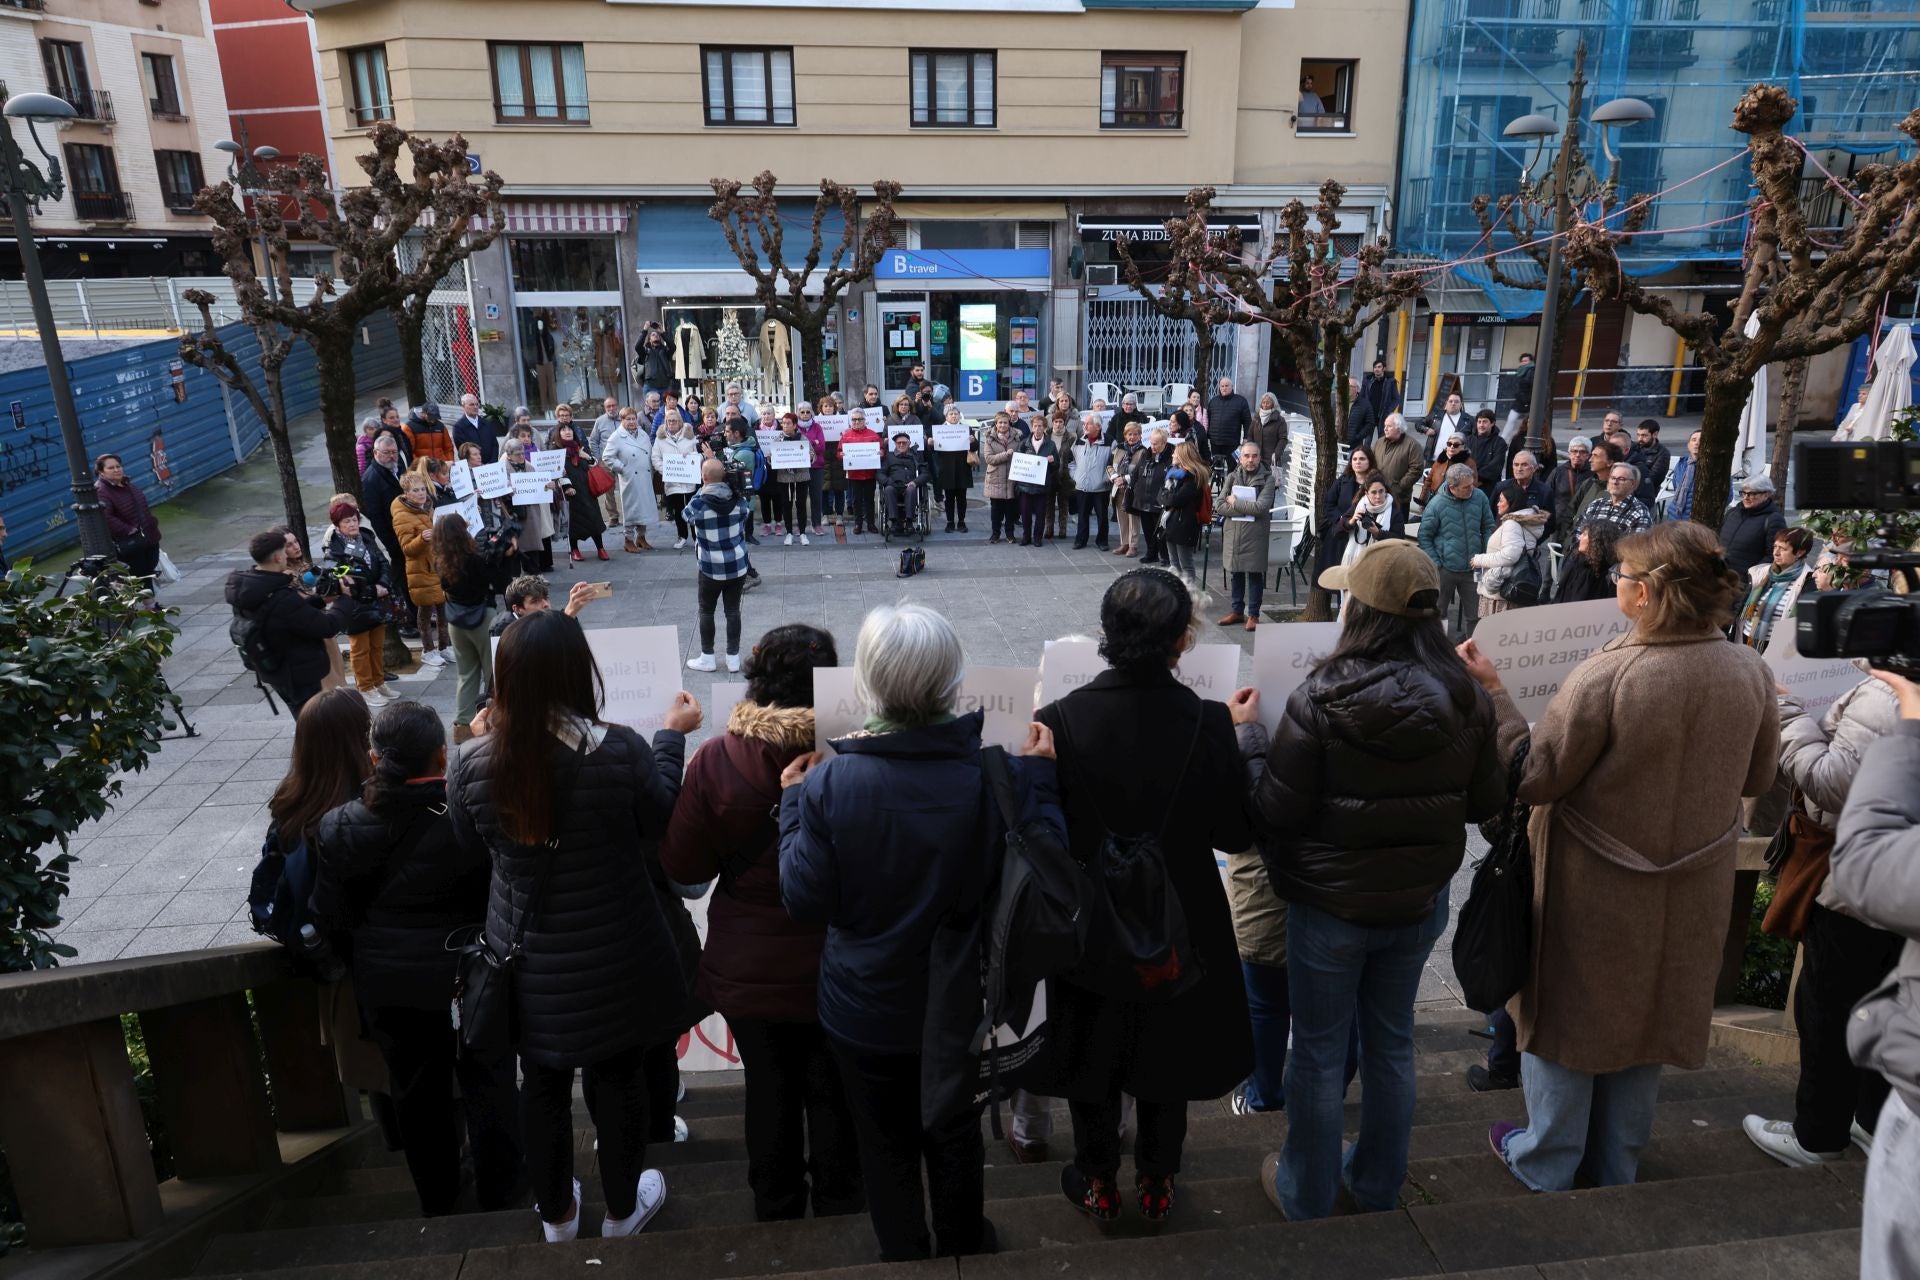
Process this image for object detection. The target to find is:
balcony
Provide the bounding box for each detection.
[52,85,113,122]
[74,190,132,221]
[0,0,48,12]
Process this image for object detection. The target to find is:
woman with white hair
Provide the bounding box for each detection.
[779,603,1062,1262]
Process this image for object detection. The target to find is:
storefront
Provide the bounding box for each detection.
[1076,213,1259,394]
[870,246,1052,408]
[503,204,631,417]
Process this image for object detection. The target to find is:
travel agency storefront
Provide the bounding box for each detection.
[868,243,1054,411]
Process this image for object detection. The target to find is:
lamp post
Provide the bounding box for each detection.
[0,89,113,558]
[215,127,281,301]
[1501,42,1653,453]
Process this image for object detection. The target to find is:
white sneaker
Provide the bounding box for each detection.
[725,653,742,673]
[673,1115,689,1142]
[1742,1115,1844,1168]
[784,533,794,546]
[420,649,446,668]
[539,1177,582,1244]
[673,537,687,550]
[800,534,811,546]
[361,685,391,706]
[601,1170,666,1239]
[686,652,718,672]
[1852,1120,1874,1155]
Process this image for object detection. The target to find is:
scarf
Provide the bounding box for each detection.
[1352,490,1394,544]
[1740,564,1804,650]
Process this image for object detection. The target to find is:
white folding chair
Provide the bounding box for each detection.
[1163,382,1195,413]
[1269,504,1311,605]
[1086,380,1122,408]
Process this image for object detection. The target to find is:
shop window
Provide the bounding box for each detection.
[155,149,202,212]
[491,42,589,124]
[1297,59,1355,133]
[508,237,619,293]
[141,53,183,118]
[1100,52,1183,129]
[347,45,393,125]
[517,306,626,417]
[910,50,994,128]
[702,47,795,126]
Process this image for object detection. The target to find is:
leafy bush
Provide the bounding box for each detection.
[0,561,176,972]
[1738,880,1796,1010]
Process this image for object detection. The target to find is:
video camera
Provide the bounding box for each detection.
[474,517,523,562]
[1792,440,1920,675]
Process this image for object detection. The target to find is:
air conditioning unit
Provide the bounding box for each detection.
[1086,264,1120,286]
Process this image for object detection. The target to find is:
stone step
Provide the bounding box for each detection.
[1470,1227,1861,1279]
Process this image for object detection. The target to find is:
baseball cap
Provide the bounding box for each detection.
[1317,540,1440,617]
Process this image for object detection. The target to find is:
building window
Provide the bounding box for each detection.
[141,52,182,117]
[1297,59,1355,133]
[155,149,203,211]
[1100,52,1183,129]
[346,45,392,125]
[63,142,130,220]
[701,47,794,126]
[490,42,588,124]
[41,39,111,121]
[910,50,994,128]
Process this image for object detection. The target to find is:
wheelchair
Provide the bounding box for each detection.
[879,479,933,544]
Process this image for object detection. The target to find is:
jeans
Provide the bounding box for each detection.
[1018,492,1047,543]
[1167,540,1196,578]
[1864,1090,1920,1278]
[989,497,1016,539]
[1072,490,1110,547]
[1794,902,1903,1152]
[1275,897,1450,1219]
[828,1040,989,1262]
[1071,1091,1186,1180]
[1241,960,1289,1111]
[522,1041,655,1223]
[730,1017,864,1221]
[349,625,385,693]
[809,472,827,527]
[697,574,745,656]
[1438,569,1478,644]
[1501,1054,1663,1191]
[1230,572,1265,616]
[448,617,492,727]
[361,1004,522,1216]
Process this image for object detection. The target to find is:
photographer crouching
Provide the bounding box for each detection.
[436,513,520,744]
[226,528,355,715]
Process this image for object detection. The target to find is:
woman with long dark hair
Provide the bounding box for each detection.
[1553,522,1624,604]
[1248,540,1506,1220]
[311,699,522,1216]
[551,421,609,562]
[662,624,863,1223]
[1317,444,1377,574]
[447,610,703,1243]
[435,513,516,744]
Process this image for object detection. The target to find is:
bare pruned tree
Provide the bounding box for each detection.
[1115,188,1239,397]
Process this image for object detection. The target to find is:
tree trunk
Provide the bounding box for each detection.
[1770,355,1809,492]
[261,362,309,558]
[315,327,364,497]
[394,303,428,406]
[1299,354,1341,622]
[1690,371,1750,529]
[796,318,826,406]
[1192,321,1213,399]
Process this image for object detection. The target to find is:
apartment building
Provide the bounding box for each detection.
[0,0,235,278]
[292,0,1407,417]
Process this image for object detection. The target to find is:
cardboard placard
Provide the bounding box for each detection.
[530,449,566,477]
[815,413,849,442]
[470,461,511,499]
[933,424,973,452]
[756,429,782,453]
[586,625,685,737]
[1009,452,1051,486]
[840,441,882,471]
[449,459,476,500]
[1765,650,1864,723]
[1250,622,1343,734]
[1175,643,1241,701]
[1038,638,1104,710]
[1469,599,1635,723]
[955,667,1039,752]
[660,454,701,486]
[769,440,811,470]
[860,406,885,429]
[510,472,554,506]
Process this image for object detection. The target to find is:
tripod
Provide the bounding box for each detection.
[58,556,199,739]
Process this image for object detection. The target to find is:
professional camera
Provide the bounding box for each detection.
[1792,440,1920,674]
[474,517,522,562]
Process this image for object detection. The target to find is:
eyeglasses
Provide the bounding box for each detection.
[1606,566,1645,586]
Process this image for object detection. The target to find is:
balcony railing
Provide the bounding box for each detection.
[52,85,113,122]
[75,190,133,221]
[1297,109,1353,134]
[0,0,50,12]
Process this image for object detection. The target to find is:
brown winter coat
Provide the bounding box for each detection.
[389,496,447,607]
[1373,430,1426,510]
[1493,629,1778,1074]
[981,423,1018,500]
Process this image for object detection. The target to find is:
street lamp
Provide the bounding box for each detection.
[215,133,282,300]
[1,89,114,558]
[1501,42,1652,452]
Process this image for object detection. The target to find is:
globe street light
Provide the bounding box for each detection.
[1,89,113,558]
[1501,42,1652,451]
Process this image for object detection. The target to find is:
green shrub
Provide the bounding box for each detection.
[1738,880,1796,1010]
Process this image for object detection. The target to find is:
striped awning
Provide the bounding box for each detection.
[500,200,631,234]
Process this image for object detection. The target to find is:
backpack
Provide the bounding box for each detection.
[230,603,282,675]
[749,444,769,493]
[896,546,926,579]
[1499,539,1549,607]
[1452,739,1535,1012]
[247,829,315,946]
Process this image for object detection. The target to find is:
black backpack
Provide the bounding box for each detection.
[246,828,315,946]
[1499,540,1549,607]
[230,604,282,675]
[1452,739,1535,1012]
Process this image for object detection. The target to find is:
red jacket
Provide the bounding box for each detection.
[96,477,160,545]
[839,424,882,482]
[660,701,825,1022]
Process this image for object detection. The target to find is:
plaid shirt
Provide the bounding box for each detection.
[686,482,749,580]
[1577,495,1652,538]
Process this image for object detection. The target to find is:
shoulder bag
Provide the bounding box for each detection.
[1452,738,1534,1013]
[452,738,590,1056]
[1760,787,1834,943]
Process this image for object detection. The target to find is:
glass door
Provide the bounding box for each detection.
[877,302,927,401]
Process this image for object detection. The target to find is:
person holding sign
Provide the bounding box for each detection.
[1217,440,1278,630]
[797,404,829,537]
[930,405,976,533]
[1459,521,1779,1196]
[981,412,1020,543]
[772,413,814,545]
[501,440,555,572]
[1012,415,1058,547]
[651,409,702,550]
[1246,539,1506,1222]
[604,407,660,554]
[839,413,884,536]
[815,396,849,527]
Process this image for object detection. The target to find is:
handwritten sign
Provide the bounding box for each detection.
[933,424,974,453]
[1469,598,1634,723]
[841,441,882,471]
[586,625,684,737]
[1038,639,1104,709]
[815,413,849,442]
[812,667,870,754]
[660,454,701,487]
[1250,622,1343,734]
[1009,452,1051,486]
[449,459,475,500]
[470,461,511,499]
[510,472,553,506]
[530,450,565,477]
[769,440,811,470]
[1175,643,1241,701]
[955,667,1039,752]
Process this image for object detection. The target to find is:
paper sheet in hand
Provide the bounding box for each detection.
[812,668,870,754]
[586,625,684,737]
[1009,452,1050,486]
[933,424,973,452]
[1469,599,1634,723]
[1251,622,1343,733]
[769,440,811,470]
[708,681,750,729]
[756,429,782,453]
[510,472,553,506]
[815,413,849,442]
[840,441,882,471]
[956,667,1039,752]
[470,461,511,499]
[1038,639,1104,709]
[445,494,484,534]
[449,460,476,500]
[1174,643,1240,701]
[660,454,701,486]
[1231,484,1257,522]
[530,450,565,477]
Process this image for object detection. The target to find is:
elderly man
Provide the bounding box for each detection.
[1206,375,1254,461]
[1373,412,1425,510]
[1720,473,1788,576]
[722,381,759,425]
[1424,390,1470,462]
[1345,376,1379,449]
[452,393,499,465]
[1416,462,1495,643]
[1510,450,1554,535]
[1550,436,1593,535]
[1070,411,1114,550]
[1578,463,1655,538]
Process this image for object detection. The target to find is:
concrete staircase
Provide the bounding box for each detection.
[184,1009,1864,1280]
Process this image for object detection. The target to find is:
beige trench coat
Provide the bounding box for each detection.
[1492,630,1778,1074]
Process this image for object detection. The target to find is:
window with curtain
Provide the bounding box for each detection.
[1100,52,1183,129]
[490,42,589,123]
[155,150,203,210]
[346,45,392,125]
[909,50,994,127]
[701,47,795,125]
[141,53,182,117]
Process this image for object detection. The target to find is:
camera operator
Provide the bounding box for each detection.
[226,528,354,716]
[1825,668,1920,1272]
[322,501,396,704]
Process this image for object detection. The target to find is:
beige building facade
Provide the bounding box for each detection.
[294,0,1406,416]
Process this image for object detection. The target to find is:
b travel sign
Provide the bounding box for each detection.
[874,249,1051,281]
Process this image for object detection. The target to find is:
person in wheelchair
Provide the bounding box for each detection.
[879,432,930,535]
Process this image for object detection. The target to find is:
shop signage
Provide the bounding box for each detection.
[874,249,1051,281]
[959,302,998,403]
[1076,216,1260,243]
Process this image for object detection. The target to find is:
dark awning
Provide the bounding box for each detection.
[1077,214,1260,243]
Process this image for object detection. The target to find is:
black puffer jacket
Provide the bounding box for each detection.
[224,568,351,692]
[1127,446,1172,514]
[1719,498,1787,578]
[1251,658,1506,927]
[311,780,488,1010]
[447,724,694,1067]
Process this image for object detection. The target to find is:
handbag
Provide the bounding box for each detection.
[1452,739,1535,1013]
[1761,797,1834,942]
[452,738,589,1055]
[587,463,615,497]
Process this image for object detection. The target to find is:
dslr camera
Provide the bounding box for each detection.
[474,517,523,562]
[1792,440,1920,675]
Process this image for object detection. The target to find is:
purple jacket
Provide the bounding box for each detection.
[96,478,160,545]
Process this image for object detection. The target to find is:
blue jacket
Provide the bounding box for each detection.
[778,711,1064,1054]
[1417,485,1495,573]
[1666,454,1695,522]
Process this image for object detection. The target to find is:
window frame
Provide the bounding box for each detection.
[62,142,118,194]
[700,45,795,127]
[345,44,393,126]
[41,38,89,96]
[155,149,203,212]
[141,52,183,118]
[1099,51,1184,130]
[488,41,590,125]
[909,49,995,129]
[1295,58,1357,135]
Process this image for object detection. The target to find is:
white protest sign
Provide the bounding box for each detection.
[1470,599,1634,723]
[815,413,849,442]
[812,667,870,754]
[840,441,882,471]
[449,459,475,500]
[1175,643,1241,701]
[1038,639,1104,709]
[471,460,511,499]
[956,667,1039,752]
[510,472,554,506]
[660,454,701,487]
[1009,452,1051,486]
[530,449,566,477]
[860,406,885,429]
[769,440,811,470]
[1251,622,1343,734]
[446,494,485,534]
[1766,650,1863,723]
[756,429,782,453]
[933,424,973,453]
[708,681,750,729]
[586,625,684,737]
